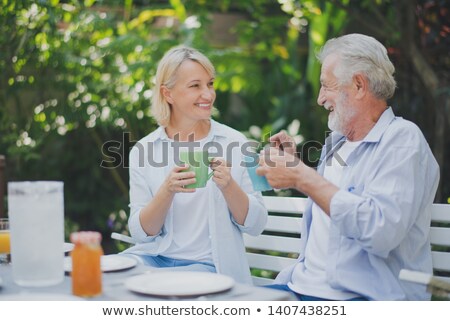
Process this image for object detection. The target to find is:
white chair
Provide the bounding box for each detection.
[111,196,450,298]
[245,196,450,299]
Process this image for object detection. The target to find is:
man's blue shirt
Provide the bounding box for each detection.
[275,107,440,300]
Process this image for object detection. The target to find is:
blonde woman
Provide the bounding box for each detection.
[123,46,267,284]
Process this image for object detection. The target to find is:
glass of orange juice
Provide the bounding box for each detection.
[0,218,11,264]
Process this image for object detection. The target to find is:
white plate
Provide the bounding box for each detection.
[125,271,234,297]
[64,242,74,253]
[1,293,85,301]
[64,255,137,272]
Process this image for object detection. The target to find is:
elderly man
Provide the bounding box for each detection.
[257,33,439,300]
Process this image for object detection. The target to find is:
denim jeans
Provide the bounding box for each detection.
[265,284,368,301]
[122,253,216,273]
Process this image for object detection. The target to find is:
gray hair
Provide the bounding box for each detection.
[151,46,216,126]
[317,34,396,100]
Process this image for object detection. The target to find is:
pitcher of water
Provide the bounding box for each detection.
[8,181,65,286]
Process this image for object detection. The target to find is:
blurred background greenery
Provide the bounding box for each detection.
[0,0,448,253]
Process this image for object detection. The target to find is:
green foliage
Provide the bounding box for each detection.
[1,0,447,253]
[1,0,344,248]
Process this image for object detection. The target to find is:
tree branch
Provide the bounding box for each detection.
[327,0,396,39]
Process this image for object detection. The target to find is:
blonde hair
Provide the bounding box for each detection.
[317,34,396,100]
[151,46,216,126]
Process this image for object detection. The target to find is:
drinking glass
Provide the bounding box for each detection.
[0,218,10,264]
[8,181,64,286]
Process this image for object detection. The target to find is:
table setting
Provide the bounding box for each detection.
[0,180,294,301]
[0,253,294,301]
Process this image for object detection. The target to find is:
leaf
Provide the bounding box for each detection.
[84,0,95,8]
[169,0,186,22]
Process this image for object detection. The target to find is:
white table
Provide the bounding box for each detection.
[0,263,294,301]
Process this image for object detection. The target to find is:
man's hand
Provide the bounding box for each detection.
[269,130,297,155]
[258,147,339,215]
[256,147,302,189]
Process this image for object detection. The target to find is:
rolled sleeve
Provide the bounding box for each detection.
[128,208,164,242]
[330,189,363,239]
[230,154,268,236]
[233,193,267,236]
[330,141,436,258]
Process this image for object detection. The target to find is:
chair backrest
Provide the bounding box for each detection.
[244,196,450,285]
[244,196,305,285]
[430,204,450,283]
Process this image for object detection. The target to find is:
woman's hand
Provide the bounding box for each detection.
[164,164,197,193]
[137,165,196,236]
[210,158,233,190]
[210,157,249,225]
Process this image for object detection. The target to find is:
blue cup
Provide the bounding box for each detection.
[243,154,272,192]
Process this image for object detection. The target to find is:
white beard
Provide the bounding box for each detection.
[327,91,356,134]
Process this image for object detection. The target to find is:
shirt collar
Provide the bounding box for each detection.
[361,106,395,143]
[326,106,395,147]
[151,118,228,142]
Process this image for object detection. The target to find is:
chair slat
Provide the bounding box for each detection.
[251,276,274,286]
[436,276,450,284]
[430,227,450,247]
[431,204,450,223]
[432,251,450,272]
[244,234,301,253]
[246,252,297,272]
[264,216,302,234]
[263,196,307,214]
[247,196,450,292]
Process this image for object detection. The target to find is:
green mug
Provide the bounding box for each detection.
[179,150,214,188]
